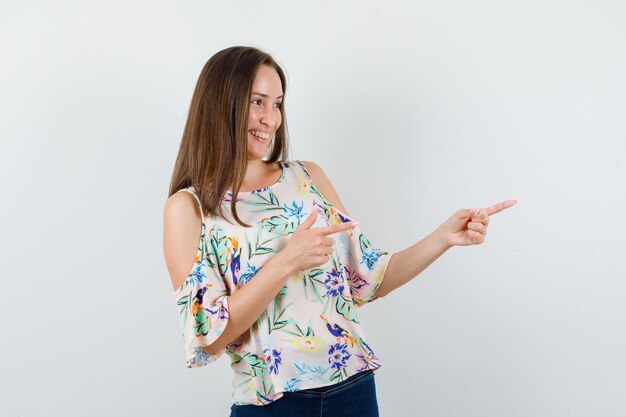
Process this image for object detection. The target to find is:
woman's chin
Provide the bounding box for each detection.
[247,141,270,159]
[247,148,267,160]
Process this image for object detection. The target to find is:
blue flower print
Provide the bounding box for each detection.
[328,343,351,370]
[361,248,381,270]
[189,263,206,287]
[264,348,282,375]
[324,267,345,297]
[283,200,306,222]
[190,346,214,366]
[238,262,259,287]
[324,268,344,297]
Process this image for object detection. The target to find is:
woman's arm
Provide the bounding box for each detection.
[164,192,297,355]
[301,161,516,299]
[302,160,450,298]
[372,201,517,297]
[374,226,450,298]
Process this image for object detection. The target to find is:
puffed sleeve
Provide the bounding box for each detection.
[310,198,393,308]
[339,224,393,307]
[172,190,230,368]
[295,160,393,307]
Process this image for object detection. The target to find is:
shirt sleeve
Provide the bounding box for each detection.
[172,191,230,368]
[341,224,393,307]
[293,160,393,307]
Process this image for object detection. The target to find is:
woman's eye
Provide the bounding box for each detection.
[251,99,281,108]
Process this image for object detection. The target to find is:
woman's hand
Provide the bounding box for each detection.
[439,199,517,247]
[280,210,358,273]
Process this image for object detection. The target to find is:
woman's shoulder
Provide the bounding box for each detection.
[163,188,205,291]
[166,186,199,209]
[295,160,325,183]
[288,159,316,178]
[292,160,350,217]
[295,159,318,169]
[164,188,203,227]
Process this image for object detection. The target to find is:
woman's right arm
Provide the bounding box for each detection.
[163,193,356,355]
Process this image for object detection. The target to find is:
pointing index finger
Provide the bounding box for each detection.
[484,199,517,216]
[316,221,359,236]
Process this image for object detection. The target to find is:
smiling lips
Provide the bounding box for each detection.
[249,129,271,140]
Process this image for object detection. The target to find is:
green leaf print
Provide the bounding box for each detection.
[194,308,208,336]
[279,319,316,338]
[256,383,276,405]
[309,183,325,204]
[232,354,275,404]
[359,232,373,252]
[244,353,267,374]
[176,295,191,330]
[226,347,243,364]
[242,189,282,209]
[336,294,360,324]
[301,268,326,303]
[176,293,190,308]
[357,336,373,353]
[208,225,229,273]
[267,299,293,333]
[276,285,287,301]
[233,352,269,385]
[329,368,348,383]
[250,227,282,257]
[259,214,298,235]
[294,362,328,381]
[252,246,277,256]
[247,228,258,259]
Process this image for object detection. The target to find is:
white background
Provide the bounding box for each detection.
[1,1,625,416]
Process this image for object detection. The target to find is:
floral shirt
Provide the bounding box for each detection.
[172,160,393,406]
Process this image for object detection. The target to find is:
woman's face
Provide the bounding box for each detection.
[247,64,283,160]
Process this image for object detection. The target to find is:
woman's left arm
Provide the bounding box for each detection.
[376,199,517,298]
[300,161,517,299]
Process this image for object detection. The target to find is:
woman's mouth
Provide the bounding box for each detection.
[249,130,271,143]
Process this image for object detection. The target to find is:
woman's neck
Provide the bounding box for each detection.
[235,159,280,192]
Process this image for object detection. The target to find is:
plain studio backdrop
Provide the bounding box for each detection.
[1,1,625,416]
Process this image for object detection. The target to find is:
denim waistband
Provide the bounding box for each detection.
[283,370,374,399]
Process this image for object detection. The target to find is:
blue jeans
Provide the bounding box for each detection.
[229,369,379,417]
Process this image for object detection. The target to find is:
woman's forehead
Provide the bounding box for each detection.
[252,65,283,97]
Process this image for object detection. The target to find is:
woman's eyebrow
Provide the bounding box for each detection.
[251,91,283,99]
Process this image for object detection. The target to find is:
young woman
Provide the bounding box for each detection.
[163,46,516,416]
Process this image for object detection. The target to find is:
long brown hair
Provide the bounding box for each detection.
[168,46,290,227]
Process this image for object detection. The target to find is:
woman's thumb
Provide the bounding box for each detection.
[459,208,476,218]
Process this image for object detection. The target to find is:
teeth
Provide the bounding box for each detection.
[250,130,270,140]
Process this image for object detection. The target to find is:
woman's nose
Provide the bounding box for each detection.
[260,108,276,128]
